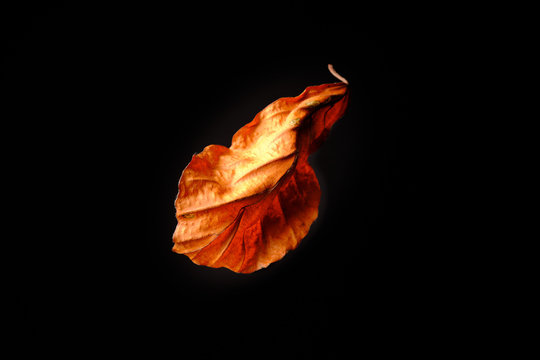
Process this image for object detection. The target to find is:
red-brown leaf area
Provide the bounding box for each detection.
[173,81,349,273]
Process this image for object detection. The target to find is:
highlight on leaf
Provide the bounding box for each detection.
[172,64,350,273]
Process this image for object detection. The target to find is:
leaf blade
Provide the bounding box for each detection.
[173,79,349,273]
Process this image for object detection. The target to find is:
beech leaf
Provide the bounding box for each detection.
[172,65,350,273]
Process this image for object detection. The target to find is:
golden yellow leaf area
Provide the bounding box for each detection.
[173,72,349,273]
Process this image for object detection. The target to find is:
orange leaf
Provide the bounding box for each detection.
[173,65,350,273]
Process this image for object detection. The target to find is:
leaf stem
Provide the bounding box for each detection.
[328,64,349,84]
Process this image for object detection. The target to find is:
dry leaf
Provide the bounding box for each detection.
[172,65,350,273]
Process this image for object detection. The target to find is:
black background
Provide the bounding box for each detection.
[5,2,436,357]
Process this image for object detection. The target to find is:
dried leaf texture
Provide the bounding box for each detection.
[173,81,349,273]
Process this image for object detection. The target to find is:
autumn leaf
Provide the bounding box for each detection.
[172,65,350,273]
